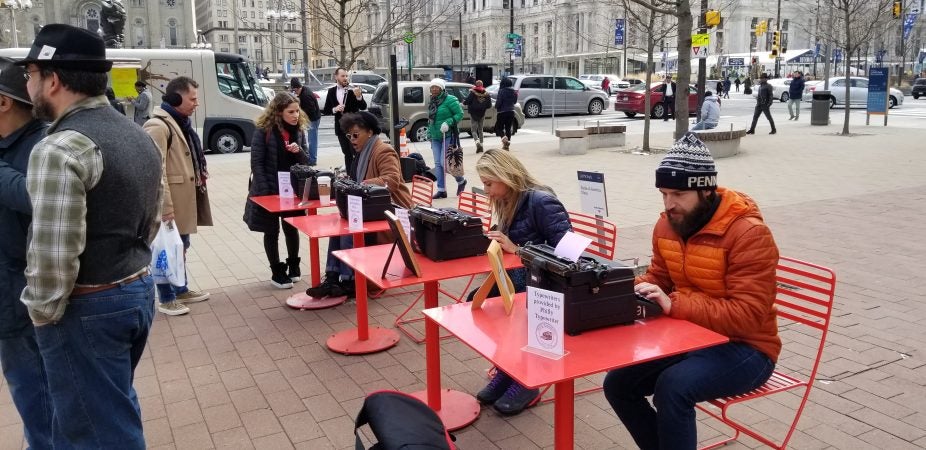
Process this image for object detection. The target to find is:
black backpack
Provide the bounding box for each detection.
[354,390,456,450]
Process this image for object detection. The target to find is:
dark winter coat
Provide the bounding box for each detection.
[503,189,572,292]
[463,89,492,120]
[243,126,309,233]
[495,78,518,113]
[296,87,321,121]
[0,119,48,338]
[756,81,774,107]
[788,76,806,100]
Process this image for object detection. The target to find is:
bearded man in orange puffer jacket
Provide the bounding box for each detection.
[603,133,780,450]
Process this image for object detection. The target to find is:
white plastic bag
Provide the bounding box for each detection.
[150,220,186,287]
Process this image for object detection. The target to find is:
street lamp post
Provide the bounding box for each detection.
[266,7,297,74]
[3,0,33,48]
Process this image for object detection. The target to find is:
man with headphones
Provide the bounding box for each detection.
[144,76,213,316]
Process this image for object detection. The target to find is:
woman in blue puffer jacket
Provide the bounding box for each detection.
[469,149,571,416]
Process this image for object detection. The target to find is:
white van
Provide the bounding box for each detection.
[0,48,267,154]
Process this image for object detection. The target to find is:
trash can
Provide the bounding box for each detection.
[811,90,831,126]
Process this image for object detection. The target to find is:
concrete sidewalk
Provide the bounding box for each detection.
[2,118,925,449]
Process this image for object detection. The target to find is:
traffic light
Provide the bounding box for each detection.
[705,9,721,28]
[770,48,778,57]
[893,0,902,18]
[773,30,781,48]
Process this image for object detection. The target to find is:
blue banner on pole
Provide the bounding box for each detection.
[903,13,918,40]
[614,19,625,46]
[867,67,888,114]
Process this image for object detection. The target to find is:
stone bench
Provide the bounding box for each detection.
[689,125,747,158]
[585,123,627,150]
[555,127,589,155]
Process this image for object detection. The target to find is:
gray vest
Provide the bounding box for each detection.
[57,104,162,285]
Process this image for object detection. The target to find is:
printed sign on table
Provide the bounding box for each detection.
[395,208,411,239]
[578,171,608,217]
[526,286,565,358]
[347,195,363,231]
[278,172,294,198]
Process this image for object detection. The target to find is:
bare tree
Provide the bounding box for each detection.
[621,0,678,152]
[824,0,894,135]
[305,0,462,69]
[626,0,694,139]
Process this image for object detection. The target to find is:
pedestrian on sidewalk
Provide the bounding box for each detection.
[690,91,720,130]
[463,80,491,153]
[787,71,805,121]
[0,57,54,449]
[603,133,779,450]
[427,78,467,198]
[291,77,321,165]
[495,76,518,150]
[243,92,309,289]
[19,24,162,449]
[662,75,677,121]
[127,81,152,126]
[734,76,741,92]
[747,73,776,135]
[723,77,731,98]
[715,80,724,98]
[144,76,213,315]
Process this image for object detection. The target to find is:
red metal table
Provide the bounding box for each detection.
[282,213,390,313]
[330,244,522,426]
[422,294,729,446]
[249,195,336,289]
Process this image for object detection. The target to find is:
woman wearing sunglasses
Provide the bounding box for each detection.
[304,111,413,299]
[243,92,309,289]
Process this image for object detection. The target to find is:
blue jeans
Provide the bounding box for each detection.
[690,121,717,130]
[34,275,155,450]
[603,342,774,450]
[0,333,55,449]
[430,136,465,192]
[305,119,320,164]
[156,233,190,303]
[324,233,378,280]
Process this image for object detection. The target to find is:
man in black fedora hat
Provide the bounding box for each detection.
[18,24,162,449]
[0,56,53,450]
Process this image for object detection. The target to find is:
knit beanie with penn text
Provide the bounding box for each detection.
[655,133,717,190]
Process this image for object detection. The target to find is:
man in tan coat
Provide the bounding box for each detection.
[144,76,213,316]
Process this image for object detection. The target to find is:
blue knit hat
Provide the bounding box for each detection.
[655,133,717,190]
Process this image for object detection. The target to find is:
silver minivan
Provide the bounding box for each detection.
[498,75,609,118]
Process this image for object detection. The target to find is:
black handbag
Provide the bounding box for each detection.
[290,164,334,200]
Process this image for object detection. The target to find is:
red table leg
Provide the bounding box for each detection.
[554,380,575,450]
[308,236,321,288]
[408,295,480,431]
[326,232,399,355]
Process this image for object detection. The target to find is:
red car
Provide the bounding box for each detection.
[613,82,699,119]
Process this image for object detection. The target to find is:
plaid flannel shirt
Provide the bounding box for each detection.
[21,96,108,324]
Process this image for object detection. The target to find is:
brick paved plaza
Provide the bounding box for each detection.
[2,119,925,449]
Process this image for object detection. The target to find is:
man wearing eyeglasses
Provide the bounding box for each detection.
[0,56,54,450]
[322,67,366,168]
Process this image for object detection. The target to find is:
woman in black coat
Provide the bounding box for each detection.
[243,92,309,289]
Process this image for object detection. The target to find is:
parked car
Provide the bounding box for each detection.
[368,81,526,142]
[578,74,630,94]
[912,78,926,99]
[349,71,387,86]
[803,77,904,109]
[613,82,699,119]
[491,75,609,118]
[750,78,792,102]
[313,83,377,110]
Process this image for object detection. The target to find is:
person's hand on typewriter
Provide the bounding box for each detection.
[486,230,517,253]
[635,282,672,314]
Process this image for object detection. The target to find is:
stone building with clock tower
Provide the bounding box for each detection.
[2,0,196,50]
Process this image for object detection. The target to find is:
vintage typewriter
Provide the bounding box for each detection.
[290,165,334,201]
[334,178,395,221]
[519,243,662,336]
[409,206,490,261]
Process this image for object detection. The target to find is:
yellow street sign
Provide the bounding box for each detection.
[692,33,710,47]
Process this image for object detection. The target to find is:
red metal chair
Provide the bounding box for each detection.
[411,175,434,207]
[697,256,837,449]
[394,191,493,343]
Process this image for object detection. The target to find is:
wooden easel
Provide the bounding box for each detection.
[471,241,515,315]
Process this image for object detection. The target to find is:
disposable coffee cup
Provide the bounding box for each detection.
[318,176,331,204]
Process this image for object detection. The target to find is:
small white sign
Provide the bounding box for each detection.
[278,172,294,198]
[395,208,411,238]
[692,46,709,59]
[577,171,608,217]
[554,231,593,263]
[526,286,565,357]
[347,194,363,231]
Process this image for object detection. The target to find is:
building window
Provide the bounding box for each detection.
[254,35,261,43]
[84,5,100,33]
[133,18,145,47]
[503,0,509,8]
[255,49,263,61]
[167,18,178,46]
[546,21,552,53]
[480,32,486,59]
[239,35,247,43]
